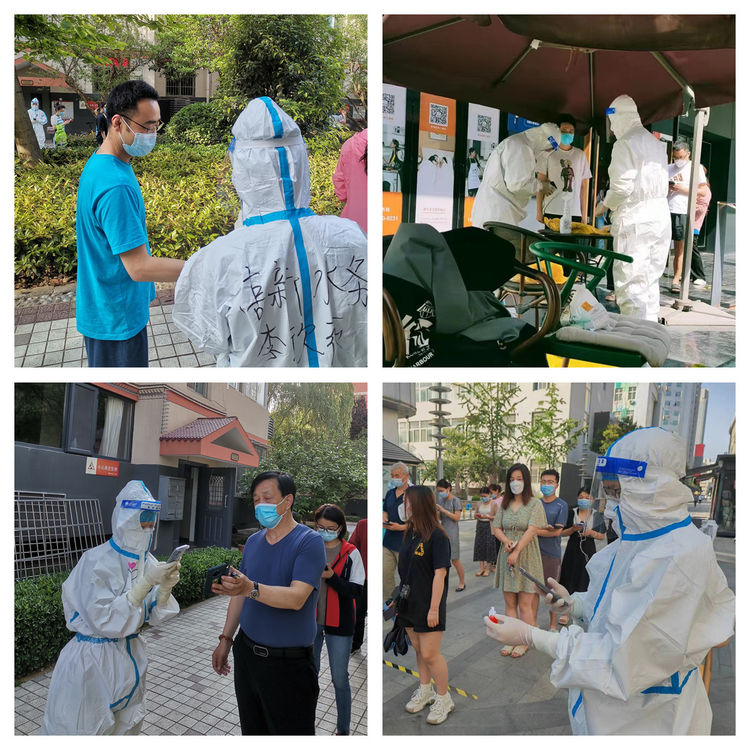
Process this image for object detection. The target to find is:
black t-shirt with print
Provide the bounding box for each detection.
[397,527,451,629]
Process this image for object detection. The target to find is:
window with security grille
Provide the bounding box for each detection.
[209,475,224,508]
[166,74,196,97]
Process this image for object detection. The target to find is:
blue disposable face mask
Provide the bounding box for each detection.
[317,528,339,543]
[437,491,448,500]
[120,118,157,157]
[255,500,286,529]
[560,132,574,146]
[388,477,401,490]
[540,484,556,496]
[577,498,592,509]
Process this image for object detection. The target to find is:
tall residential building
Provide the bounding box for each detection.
[653,383,703,459]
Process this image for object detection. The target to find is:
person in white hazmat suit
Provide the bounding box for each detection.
[483,427,734,735]
[470,122,561,228]
[595,94,671,321]
[173,97,367,367]
[40,481,180,735]
[28,97,48,149]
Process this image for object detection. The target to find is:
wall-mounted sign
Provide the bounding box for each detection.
[85,457,120,477]
[231,453,239,462]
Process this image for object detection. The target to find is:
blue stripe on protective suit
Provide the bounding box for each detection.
[572,691,583,716]
[76,633,120,644]
[641,668,697,695]
[259,97,283,138]
[109,634,141,711]
[109,538,139,560]
[243,208,314,226]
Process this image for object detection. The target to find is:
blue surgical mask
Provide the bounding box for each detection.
[388,478,400,490]
[560,133,574,146]
[437,491,448,500]
[120,118,157,157]
[255,501,286,529]
[577,498,592,509]
[317,528,339,543]
[540,484,556,497]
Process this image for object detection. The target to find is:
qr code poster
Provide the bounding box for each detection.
[383,84,406,126]
[467,103,500,143]
[419,93,455,137]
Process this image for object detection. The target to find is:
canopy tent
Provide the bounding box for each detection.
[383,15,735,132]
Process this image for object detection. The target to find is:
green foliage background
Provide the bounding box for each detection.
[14,134,347,285]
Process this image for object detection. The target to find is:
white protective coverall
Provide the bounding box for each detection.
[41,481,180,735]
[602,95,671,321]
[485,427,734,734]
[173,97,367,367]
[470,122,561,228]
[28,98,48,149]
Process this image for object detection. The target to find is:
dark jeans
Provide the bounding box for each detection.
[352,580,367,650]
[313,626,353,735]
[84,326,148,367]
[232,631,318,735]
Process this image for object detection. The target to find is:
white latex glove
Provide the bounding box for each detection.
[483,615,533,647]
[157,563,181,606]
[544,579,583,619]
[127,562,179,606]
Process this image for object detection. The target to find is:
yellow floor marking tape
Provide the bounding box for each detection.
[383,659,479,700]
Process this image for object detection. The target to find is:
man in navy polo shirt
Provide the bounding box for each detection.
[76,80,185,367]
[211,471,326,735]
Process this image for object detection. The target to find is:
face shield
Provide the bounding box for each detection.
[595,454,646,523]
[113,481,162,554]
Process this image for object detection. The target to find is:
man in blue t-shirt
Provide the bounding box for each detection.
[76,80,185,367]
[535,468,569,630]
[211,470,326,735]
[383,462,409,601]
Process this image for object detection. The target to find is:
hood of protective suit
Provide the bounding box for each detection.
[229,97,310,220]
[606,427,692,533]
[607,94,642,139]
[112,480,160,555]
[523,122,562,155]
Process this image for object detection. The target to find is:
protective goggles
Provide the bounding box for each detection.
[595,455,647,478]
[140,510,158,523]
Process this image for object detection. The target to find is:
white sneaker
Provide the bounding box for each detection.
[405,683,436,713]
[692,278,707,288]
[426,692,455,724]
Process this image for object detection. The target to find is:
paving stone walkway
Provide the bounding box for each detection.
[15,593,367,736]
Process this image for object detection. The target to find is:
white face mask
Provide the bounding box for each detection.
[510,480,524,495]
[674,158,688,168]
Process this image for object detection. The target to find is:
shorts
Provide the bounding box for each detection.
[541,554,562,586]
[398,607,446,633]
[671,212,686,242]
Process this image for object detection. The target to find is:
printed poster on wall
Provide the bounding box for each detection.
[415,92,456,233]
[464,102,501,226]
[382,84,407,236]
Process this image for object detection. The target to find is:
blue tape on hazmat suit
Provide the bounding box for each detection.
[173,97,367,367]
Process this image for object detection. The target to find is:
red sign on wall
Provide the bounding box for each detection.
[85,458,120,477]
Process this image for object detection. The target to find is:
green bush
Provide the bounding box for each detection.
[15,137,346,286]
[14,546,242,679]
[165,102,232,146]
[15,571,71,679]
[162,546,243,607]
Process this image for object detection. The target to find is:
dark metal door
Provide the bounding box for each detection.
[195,467,235,548]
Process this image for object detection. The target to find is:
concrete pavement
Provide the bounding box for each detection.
[15,592,368,735]
[383,510,735,735]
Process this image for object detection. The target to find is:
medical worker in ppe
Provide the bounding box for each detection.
[28,97,48,149]
[173,98,367,367]
[483,427,734,735]
[41,481,180,735]
[470,122,561,229]
[595,95,671,321]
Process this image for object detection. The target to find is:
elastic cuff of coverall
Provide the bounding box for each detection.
[531,627,560,658]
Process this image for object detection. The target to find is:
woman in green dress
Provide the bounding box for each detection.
[492,463,546,658]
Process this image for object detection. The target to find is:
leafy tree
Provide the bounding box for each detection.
[14,14,159,162]
[520,383,585,469]
[456,383,524,483]
[268,383,354,443]
[421,427,493,491]
[334,15,367,107]
[149,15,230,78]
[592,416,641,455]
[349,395,367,440]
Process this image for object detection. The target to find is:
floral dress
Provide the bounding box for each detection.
[492,497,546,593]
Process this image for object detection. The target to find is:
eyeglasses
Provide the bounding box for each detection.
[119,112,164,134]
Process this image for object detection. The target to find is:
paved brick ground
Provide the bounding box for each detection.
[15,594,367,736]
[383,507,734,735]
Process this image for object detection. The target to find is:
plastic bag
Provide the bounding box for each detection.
[563,286,615,331]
